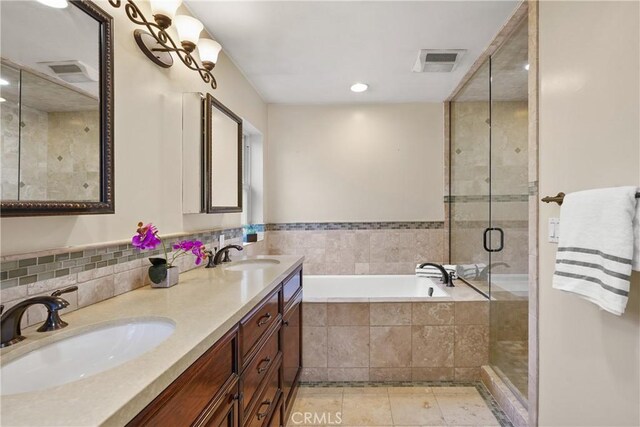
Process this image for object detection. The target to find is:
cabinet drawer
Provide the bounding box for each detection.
[282,269,302,313]
[241,290,280,364]
[242,326,280,415]
[128,328,238,427]
[245,358,281,427]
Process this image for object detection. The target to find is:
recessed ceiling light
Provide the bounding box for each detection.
[350,83,368,93]
[37,0,69,8]
[524,63,530,71]
[0,78,8,86]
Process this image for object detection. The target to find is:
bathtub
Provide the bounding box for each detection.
[303,274,449,300]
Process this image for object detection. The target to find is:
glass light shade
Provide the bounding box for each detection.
[150,0,182,20]
[198,39,222,65]
[174,15,203,46]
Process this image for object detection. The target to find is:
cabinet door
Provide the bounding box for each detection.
[202,384,239,427]
[128,327,238,427]
[281,290,302,414]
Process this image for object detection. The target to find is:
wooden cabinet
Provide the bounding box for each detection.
[127,327,239,427]
[129,266,303,427]
[281,289,302,418]
[202,384,240,427]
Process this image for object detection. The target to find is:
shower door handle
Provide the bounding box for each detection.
[483,227,504,252]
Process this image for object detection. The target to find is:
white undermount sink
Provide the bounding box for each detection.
[223,259,281,271]
[0,318,175,395]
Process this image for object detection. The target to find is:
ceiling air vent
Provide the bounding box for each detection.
[412,49,466,73]
[37,60,98,84]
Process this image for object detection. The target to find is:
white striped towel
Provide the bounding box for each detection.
[455,263,487,279]
[633,197,640,271]
[553,186,638,315]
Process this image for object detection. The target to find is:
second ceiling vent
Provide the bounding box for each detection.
[412,49,466,73]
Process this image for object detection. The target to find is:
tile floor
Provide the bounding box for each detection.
[492,340,528,400]
[288,383,512,427]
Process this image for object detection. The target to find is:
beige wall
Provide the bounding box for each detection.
[0,1,267,255]
[538,1,640,425]
[266,104,444,223]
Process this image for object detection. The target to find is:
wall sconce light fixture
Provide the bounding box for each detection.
[108,0,222,89]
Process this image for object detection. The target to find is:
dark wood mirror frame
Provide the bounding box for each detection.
[203,93,243,214]
[0,0,114,217]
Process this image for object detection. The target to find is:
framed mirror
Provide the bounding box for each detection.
[0,0,114,216]
[203,94,242,213]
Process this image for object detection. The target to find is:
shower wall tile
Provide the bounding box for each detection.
[265,224,445,276]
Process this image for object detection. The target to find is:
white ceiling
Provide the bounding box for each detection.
[186,1,521,104]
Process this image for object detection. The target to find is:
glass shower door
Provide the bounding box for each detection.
[488,19,529,403]
[449,61,491,294]
[449,17,529,406]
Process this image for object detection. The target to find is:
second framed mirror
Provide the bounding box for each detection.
[203,94,243,213]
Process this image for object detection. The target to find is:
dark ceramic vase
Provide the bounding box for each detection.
[148,258,179,288]
[148,258,168,284]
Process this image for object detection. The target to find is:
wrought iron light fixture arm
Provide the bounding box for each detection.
[107,0,217,89]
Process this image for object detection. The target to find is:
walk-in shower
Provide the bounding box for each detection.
[448,18,529,404]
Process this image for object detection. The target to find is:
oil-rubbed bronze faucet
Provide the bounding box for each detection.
[212,245,244,266]
[0,286,77,348]
[418,263,454,287]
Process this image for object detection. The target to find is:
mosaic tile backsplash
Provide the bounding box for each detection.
[0,227,269,329]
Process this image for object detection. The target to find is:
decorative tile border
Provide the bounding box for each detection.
[0,227,242,290]
[298,381,513,427]
[450,220,529,229]
[444,194,529,203]
[265,221,444,231]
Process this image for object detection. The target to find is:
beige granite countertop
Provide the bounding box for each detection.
[0,255,304,427]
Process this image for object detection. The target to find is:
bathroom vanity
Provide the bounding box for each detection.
[128,266,302,427]
[0,256,303,427]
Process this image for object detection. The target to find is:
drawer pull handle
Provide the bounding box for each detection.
[257,312,272,326]
[257,356,271,374]
[257,400,272,420]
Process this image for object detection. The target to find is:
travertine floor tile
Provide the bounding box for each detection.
[388,391,446,425]
[342,386,389,395]
[292,386,501,427]
[297,387,345,396]
[289,393,343,426]
[341,394,394,426]
[386,386,432,394]
[434,391,499,426]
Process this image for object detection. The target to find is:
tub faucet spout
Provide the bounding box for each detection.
[418,263,454,287]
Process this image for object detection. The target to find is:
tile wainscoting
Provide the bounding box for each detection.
[0,227,268,329]
[264,221,445,275]
[301,300,490,382]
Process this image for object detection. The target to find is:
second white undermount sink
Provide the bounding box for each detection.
[223,259,281,271]
[0,318,175,396]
